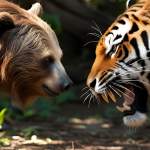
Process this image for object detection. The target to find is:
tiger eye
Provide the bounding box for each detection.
[113,45,117,51]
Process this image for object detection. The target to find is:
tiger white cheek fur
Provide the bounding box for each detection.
[86,0,150,128]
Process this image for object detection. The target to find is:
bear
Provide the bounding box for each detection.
[0,0,73,109]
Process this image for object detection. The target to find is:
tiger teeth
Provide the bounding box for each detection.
[116,106,124,112]
[101,94,109,103]
[123,103,131,111]
[108,91,116,103]
[116,104,131,112]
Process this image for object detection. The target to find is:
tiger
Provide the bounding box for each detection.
[86,0,150,128]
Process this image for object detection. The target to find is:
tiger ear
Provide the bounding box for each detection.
[137,0,150,15]
[126,0,136,9]
[0,12,15,34]
[28,3,43,17]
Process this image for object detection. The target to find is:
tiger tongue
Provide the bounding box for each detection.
[123,86,135,105]
[116,86,135,113]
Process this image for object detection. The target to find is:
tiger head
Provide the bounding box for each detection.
[87,0,150,128]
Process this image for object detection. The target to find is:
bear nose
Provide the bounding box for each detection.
[89,79,96,88]
[60,79,73,92]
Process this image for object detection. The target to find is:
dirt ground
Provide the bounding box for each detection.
[1,102,150,150]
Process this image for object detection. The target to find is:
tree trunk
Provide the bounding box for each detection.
[41,0,115,43]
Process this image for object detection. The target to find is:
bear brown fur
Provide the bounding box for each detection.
[0,0,72,109]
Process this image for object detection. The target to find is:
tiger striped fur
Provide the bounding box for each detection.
[86,0,150,128]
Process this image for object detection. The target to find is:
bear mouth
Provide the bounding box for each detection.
[42,84,60,97]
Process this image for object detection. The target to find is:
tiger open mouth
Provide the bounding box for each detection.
[92,82,148,128]
[114,83,148,116]
[109,82,148,127]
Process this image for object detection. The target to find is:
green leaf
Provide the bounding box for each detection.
[50,106,60,112]
[0,108,7,125]
[0,138,10,146]
[57,116,66,123]
[91,0,99,8]
[56,90,76,104]
[41,13,62,35]
[89,114,102,120]
[90,131,99,135]
[39,110,50,119]
[21,126,39,137]
[23,109,35,119]
[104,107,122,119]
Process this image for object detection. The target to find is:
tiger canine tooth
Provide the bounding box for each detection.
[101,94,109,103]
[116,106,124,112]
[123,103,131,111]
[108,91,116,103]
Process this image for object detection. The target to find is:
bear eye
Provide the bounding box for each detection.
[45,56,54,64]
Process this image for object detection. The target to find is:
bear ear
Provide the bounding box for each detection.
[0,12,15,34]
[28,3,43,17]
[126,0,136,9]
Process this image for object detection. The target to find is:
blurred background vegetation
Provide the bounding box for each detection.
[2,0,149,149]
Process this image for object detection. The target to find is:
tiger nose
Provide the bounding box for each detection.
[88,79,96,88]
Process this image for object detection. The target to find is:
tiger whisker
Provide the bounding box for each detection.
[112,82,135,96]
[97,98,101,106]
[88,94,93,108]
[109,85,121,97]
[84,41,99,47]
[82,86,89,91]
[117,79,150,88]
[113,68,150,81]
[104,90,108,98]
[92,95,95,103]
[111,85,134,100]
[91,26,101,35]
[120,69,150,77]
[80,89,90,99]
[115,81,142,89]
[83,93,91,104]
[110,65,149,80]
[92,21,102,35]
[114,62,150,79]
[87,33,101,38]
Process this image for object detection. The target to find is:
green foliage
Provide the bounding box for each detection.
[21,126,39,137]
[23,109,35,119]
[5,130,17,136]
[88,114,102,120]
[57,116,67,123]
[125,130,136,136]
[91,0,99,8]
[104,107,122,119]
[90,131,99,136]
[36,90,76,119]
[41,13,62,35]
[0,138,10,146]
[5,108,35,120]
[0,108,7,129]
[38,109,51,119]
[55,90,76,104]
[0,89,76,121]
